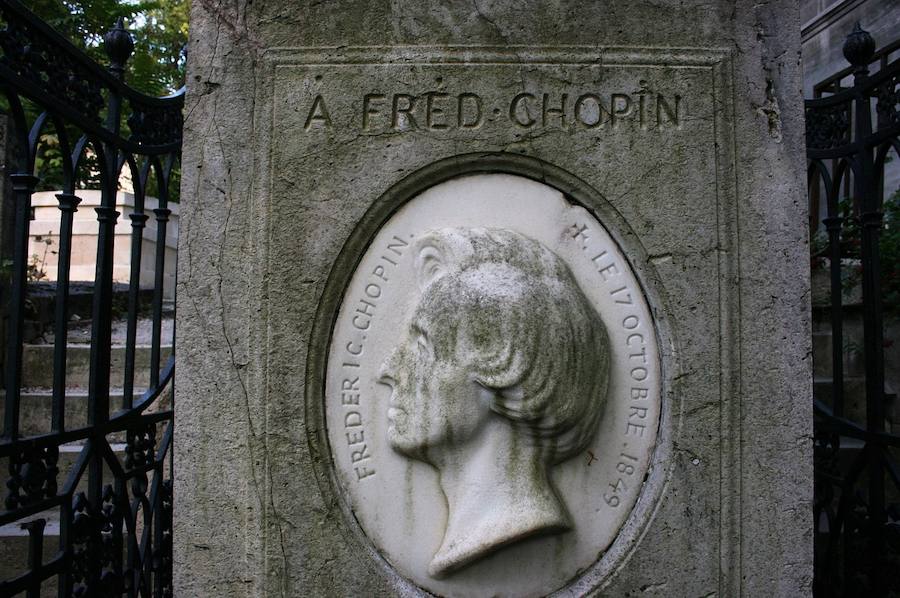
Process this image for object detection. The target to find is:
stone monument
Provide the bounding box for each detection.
[175,2,812,596]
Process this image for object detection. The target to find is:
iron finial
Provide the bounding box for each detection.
[103,16,134,77]
[842,22,875,73]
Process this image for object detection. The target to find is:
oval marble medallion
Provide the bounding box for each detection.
[324,173,661,597]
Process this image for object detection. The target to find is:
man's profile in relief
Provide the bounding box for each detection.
[378,227,610,578]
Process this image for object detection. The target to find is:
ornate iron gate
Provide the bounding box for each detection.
[0,1,182,595]
[807,23,900,597]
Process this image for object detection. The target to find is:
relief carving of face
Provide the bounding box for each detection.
[378,228,610,578]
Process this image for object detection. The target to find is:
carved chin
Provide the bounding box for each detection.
[387,406,431,456]
[387,427,429,460]
[387,425,413,451]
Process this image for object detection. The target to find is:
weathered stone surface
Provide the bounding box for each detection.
[325,175,661,595]
[175,1,811,596]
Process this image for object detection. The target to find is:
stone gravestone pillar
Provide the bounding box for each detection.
[175,2,811,596]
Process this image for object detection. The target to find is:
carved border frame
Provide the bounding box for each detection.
[254,46,739,596]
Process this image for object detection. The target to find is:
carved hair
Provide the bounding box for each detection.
[412,228,610,463]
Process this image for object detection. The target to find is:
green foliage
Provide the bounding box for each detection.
[27,233,55,281]
[881,188,900,310]
[839,190,900,310]
[14,1,187,199]
[33,133,65,190]
[128,0,190,96]
[812,188,900,312]
[24,0,189,95]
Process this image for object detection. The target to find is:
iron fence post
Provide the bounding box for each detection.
[845,22,887,595]
[2,172,38,441]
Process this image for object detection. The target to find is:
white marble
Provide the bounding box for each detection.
[325,174,661,597]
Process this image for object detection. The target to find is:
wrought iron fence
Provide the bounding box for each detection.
[808,23,900,597]
[0,1,182,595]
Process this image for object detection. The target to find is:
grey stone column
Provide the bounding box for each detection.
[175,2,811,596]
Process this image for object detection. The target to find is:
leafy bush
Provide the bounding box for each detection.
[812,187,900,312]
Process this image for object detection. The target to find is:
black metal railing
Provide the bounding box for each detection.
[808,23,900,597]
[0,1,182,596]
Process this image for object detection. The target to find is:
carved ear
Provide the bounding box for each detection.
[414,242,448,290]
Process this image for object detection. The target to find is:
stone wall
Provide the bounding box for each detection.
[28,190,178,299]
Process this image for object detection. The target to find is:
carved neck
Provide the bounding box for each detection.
[428,419,571,578]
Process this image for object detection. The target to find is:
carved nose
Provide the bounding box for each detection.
[377,367,396,388]
[378,347,400,388]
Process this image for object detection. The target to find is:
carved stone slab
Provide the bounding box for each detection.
[175,3,811,596]
[326,174,660,595]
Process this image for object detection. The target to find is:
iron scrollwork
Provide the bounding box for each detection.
[805,102,851,150]
[873,72,899,130]
[4,445,59,510]
[128,99,184,146]
[0,9,105,122]
[154,480,174,598]
[71,487,124,596]
[125,423,156,472]
[0,1,184,152]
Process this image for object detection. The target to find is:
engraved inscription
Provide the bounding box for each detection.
[338,234,410,481]
[303,94,332,130]
[567,220,657,508]
[363,91,485,131]
[297,86,681,133]
[509,88,680,130]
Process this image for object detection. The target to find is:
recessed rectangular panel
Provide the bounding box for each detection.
[261,46,740,597]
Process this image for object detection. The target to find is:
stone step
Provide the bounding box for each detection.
[45,443,129,496]
[50,315,174,346]
[0,384,174,439]
[0,443,125,596]
[0,443,129,590]
[0,511,60,595]
[0,440,169,593]
[0,389,138,438]
[21,344,172,389]
[58,442,127,479]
